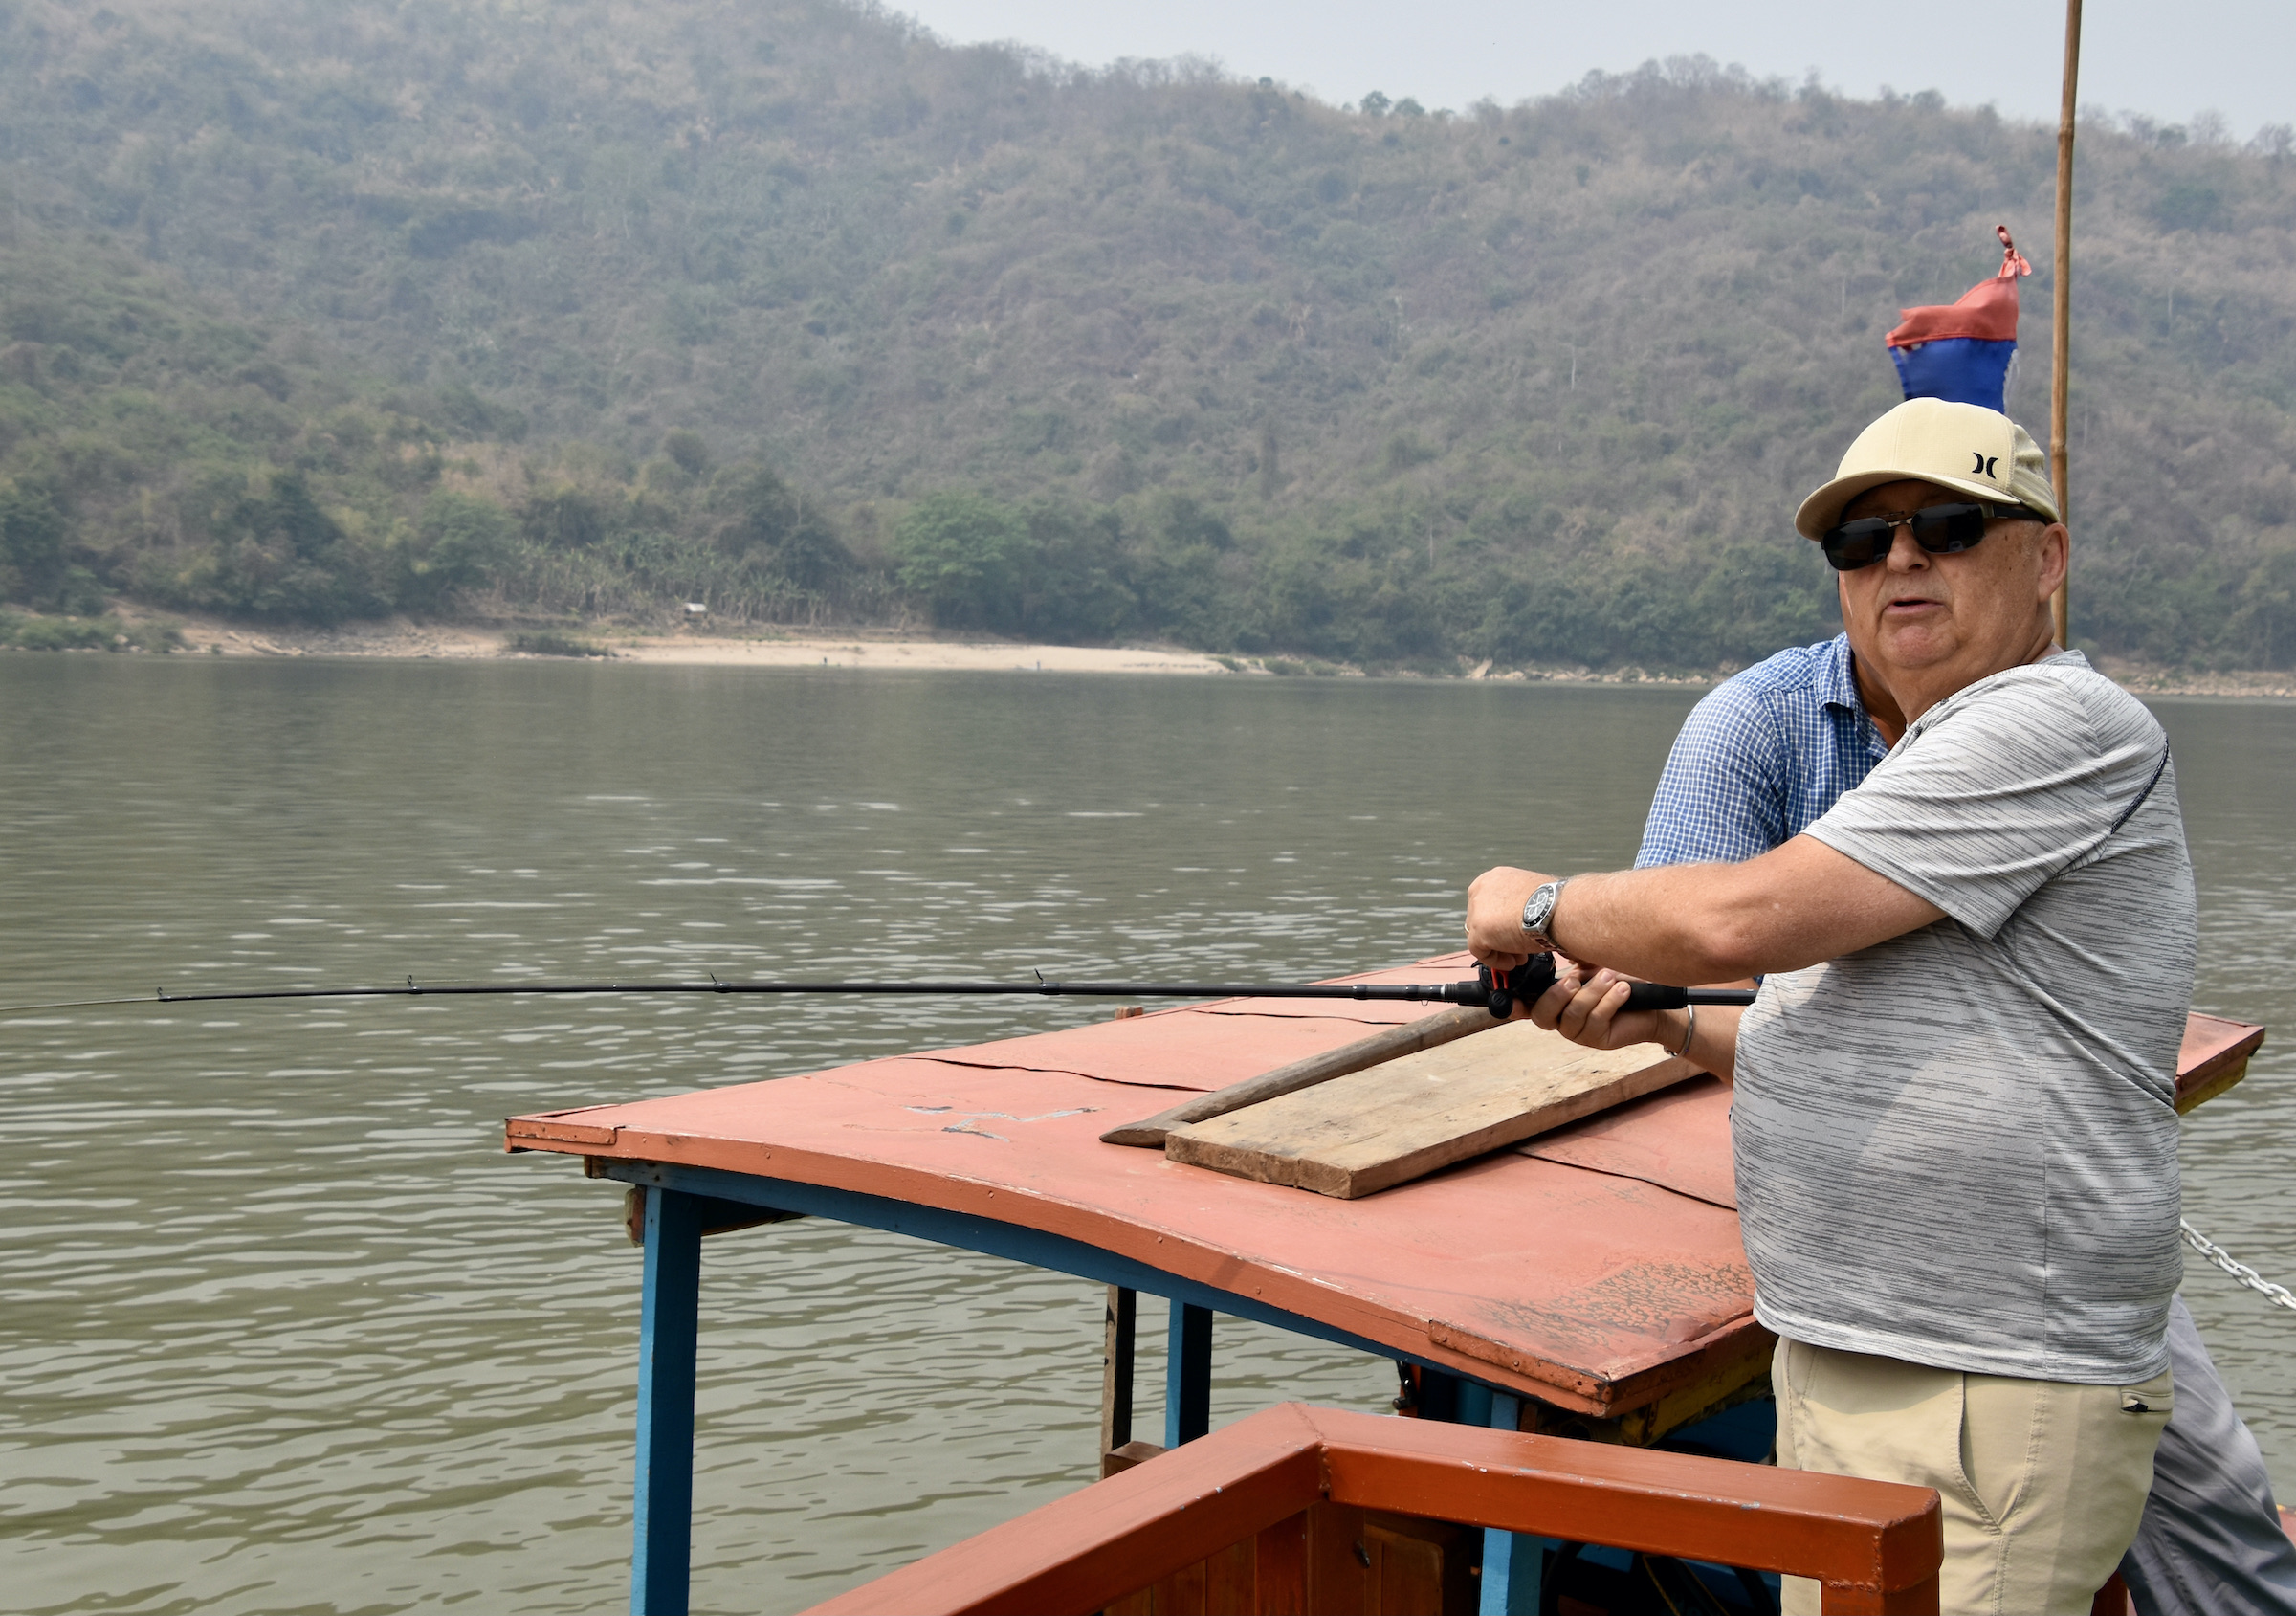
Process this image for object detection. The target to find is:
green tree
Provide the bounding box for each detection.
[662,431,712,476]
[718,465,851,591]
[403,491,516,610]
[1014,503,1135,642]
[1131,495,1237,647]
[180,471,383,623]
[1689,541,1842,667]
[522,488,608,550]
[894,493,1027,630]
[2233,548,2296,669]
[0,481,68,608]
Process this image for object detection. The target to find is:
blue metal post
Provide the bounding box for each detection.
[1164,1301,1212,1447]
[1477,1391,1550,1616]
[632,1186,703,1616]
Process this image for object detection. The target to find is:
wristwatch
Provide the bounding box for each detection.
[1520,879,1566,952]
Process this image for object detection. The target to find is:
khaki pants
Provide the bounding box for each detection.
[1774,1337,2172,1615]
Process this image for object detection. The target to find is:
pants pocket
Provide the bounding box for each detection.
[1956,1373,2027,1534]
[2117,1365,2174,1416]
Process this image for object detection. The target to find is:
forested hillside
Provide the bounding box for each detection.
[3,0,2294,667]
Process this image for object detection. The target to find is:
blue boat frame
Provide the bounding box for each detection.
[592,1158,1556,1615]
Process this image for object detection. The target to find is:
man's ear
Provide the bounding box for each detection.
[2034,522,2069,602]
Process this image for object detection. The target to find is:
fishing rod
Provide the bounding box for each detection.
[0,957,1757,1021]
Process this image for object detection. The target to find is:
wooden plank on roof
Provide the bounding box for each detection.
[1100,1005,1500,1146]
[1164,1021,1697,1200]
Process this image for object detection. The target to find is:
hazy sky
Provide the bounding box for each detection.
[895,0,2292,145]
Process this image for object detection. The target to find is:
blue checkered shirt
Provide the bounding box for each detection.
[1635,634,1890,867]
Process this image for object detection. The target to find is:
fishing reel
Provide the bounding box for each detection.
[1475,953,1557,1019]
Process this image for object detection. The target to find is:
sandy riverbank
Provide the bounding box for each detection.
[165,616,1231,674]
[86,610,2296,697]
[617,632,1230,675]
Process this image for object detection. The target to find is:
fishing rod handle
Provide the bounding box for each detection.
[1472,958,1759,1018]
[1622,982,1688,1010]
[1623,983,1760,1010]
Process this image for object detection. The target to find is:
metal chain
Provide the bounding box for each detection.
[2181,1219,2296,1313]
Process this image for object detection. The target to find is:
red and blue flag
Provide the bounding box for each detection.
[1886,225,2033,412]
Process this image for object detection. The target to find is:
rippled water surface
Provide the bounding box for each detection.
[3,658,2291,1614]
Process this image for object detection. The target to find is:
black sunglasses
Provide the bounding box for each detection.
[1819,501,2021,572]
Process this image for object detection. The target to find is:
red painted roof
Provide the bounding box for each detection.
[506,954,2263,1420]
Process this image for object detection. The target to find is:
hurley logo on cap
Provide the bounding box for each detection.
[1973,452,2000,478]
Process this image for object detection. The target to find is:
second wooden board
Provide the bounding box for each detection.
[1164,1022,1698,1200]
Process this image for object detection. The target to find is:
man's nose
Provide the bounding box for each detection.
[1885,527,1930,570]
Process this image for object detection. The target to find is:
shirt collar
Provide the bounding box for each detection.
[1817,632,1865,717]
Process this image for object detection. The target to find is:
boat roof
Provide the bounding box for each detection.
[506,953,2264,1420]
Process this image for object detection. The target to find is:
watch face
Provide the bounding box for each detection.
[1523,884,1556,936]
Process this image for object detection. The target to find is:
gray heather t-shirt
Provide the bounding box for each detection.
[1733,652,2194,1384]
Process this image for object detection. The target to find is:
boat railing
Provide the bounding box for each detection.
[805,1400,1943,1615]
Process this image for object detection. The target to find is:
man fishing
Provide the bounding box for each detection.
[1466,395,2216,1613]
[1623,529,2296,1612]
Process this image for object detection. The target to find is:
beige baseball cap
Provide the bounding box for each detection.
[1794,397,2060,539]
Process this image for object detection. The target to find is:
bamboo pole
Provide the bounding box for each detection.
[2050,0,2083,648]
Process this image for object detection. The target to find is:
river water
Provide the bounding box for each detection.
[2,657,2290,1614]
